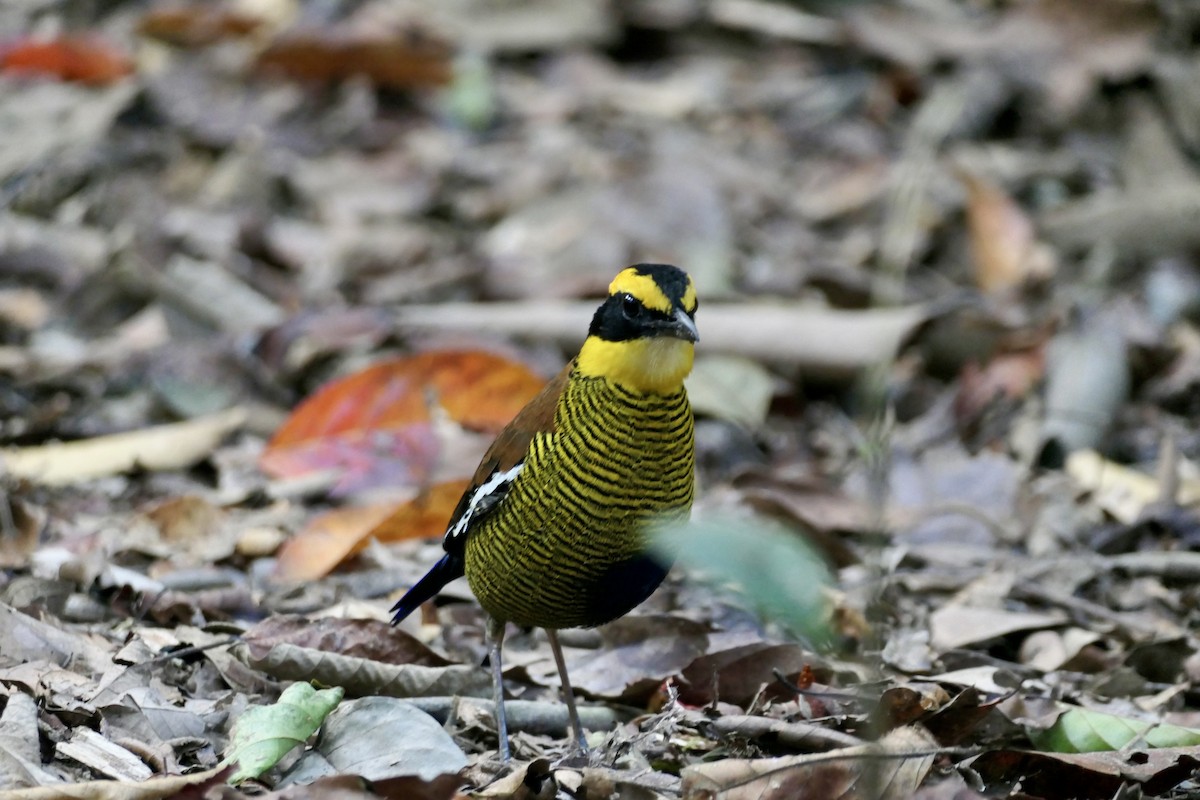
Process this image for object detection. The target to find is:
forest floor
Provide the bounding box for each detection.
[4,1,1200,798]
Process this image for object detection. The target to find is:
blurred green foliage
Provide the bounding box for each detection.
[652,512,834,648]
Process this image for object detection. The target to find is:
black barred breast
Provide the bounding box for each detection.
[464,372,694,629]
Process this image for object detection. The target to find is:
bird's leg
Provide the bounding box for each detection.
[486,616,511,762]
[546,628,587,753]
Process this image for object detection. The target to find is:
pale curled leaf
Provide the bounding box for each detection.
[686,355,776,429]
[0,693,60,788]
[239,641,491,698]
[929,606,1068,651]
[224,682,344,783]
[1065,450,1200,524]
[0,407,246,485]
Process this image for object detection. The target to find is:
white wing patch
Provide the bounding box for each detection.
[444,462,524,543]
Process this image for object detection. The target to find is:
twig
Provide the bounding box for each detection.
[709,714,866,751]
[709,0,842,44]
[877,77,973,304]
[407,696,626,736]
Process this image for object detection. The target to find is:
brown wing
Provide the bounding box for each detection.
[441,361,571,551]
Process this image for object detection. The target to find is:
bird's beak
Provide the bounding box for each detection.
[663,306,699,343]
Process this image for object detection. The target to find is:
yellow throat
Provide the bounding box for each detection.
[576,336,694,395]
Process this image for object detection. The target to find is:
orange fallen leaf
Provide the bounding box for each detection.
[256,28,452,90]
[274,503,397,582]
[0,36,133,85]
[365,479,469,546]
[274,479,468,581]
[960,170,1055,294]
[261,350,544,495]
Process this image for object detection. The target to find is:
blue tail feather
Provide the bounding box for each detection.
[390,553,464,624]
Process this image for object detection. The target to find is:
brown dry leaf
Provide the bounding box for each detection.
[473,759,553,798]
[251,773,466,800]
[0,408,246,486]
[256,27,452,89]
[140,495,235,565]
[0,495,44,569]
[137,3,268,46]
[876,684,952,731]
[253,308,394,377]
[243,615,452,667]
[972,747,1200,798]
[680,642,826,708]
[849,0,1156,118]
[959,170,1054,293]
[793,159,890,222]
[919,687,1005,748]
[0,766,230,799]
[273,503,398,582]
[734,473,864,568]
[954,345,1045,443]
[240,636,489,699]
[681,725,938,800]
[1007,0,1158,117]
[547,616,710,701]
[0,603,115,676]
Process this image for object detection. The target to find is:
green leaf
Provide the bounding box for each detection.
[1029,706,1200,753]
[440,52,495,131]
[224,682,344,783]
[651,513,834,647]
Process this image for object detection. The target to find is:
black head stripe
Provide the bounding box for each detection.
[632,263,690,307]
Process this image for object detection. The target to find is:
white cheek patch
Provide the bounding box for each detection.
[445,462,524,543]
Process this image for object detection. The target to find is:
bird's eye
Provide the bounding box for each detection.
[621,294,641,319]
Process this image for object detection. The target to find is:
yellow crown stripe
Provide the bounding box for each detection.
[609,269,674,312]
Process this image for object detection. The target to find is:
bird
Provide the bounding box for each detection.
[390,263,698,761]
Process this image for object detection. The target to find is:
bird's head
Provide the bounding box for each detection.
[576,263,699,394]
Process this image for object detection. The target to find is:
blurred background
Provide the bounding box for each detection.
[6,0,1200,794]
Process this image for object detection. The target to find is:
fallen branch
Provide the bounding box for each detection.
[407,697,627,736]
[395,302,931,377]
